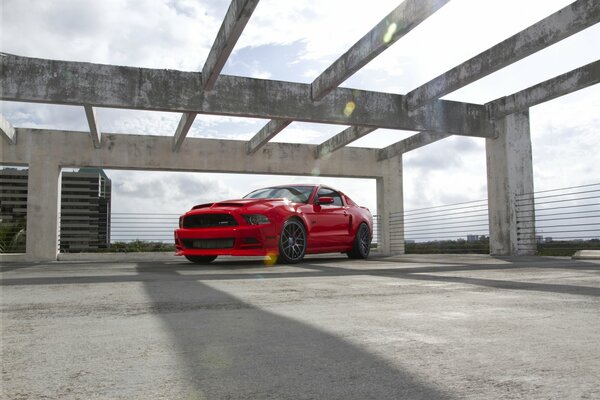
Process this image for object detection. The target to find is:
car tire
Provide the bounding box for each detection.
[185,255,217,264]
[348,222,371,259]
[278,219,307,264]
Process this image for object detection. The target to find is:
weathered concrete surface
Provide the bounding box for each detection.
[246,119,292,155]
[378,131,452,160]
[489,59,600,118]
[405,0,600,110]
[172,112,197,152]
[25,158,61,261]
[486,111,535,256]
[2,254,599,399]
[83,105,101,149]
[201,0,259,91]
[2,128,383,179]
[315,126,376,158]
[0,113,16,145]
[0,53,494,137]
[377,156,404,255]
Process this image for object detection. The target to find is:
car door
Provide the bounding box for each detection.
[306,187,351,249]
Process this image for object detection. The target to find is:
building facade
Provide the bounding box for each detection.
[0,168,111,253]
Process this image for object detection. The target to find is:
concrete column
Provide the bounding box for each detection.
[486,110,535,255]
[376,156,404,255]
[26,159,61,261]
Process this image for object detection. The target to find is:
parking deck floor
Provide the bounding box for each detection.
[2,254,599,399]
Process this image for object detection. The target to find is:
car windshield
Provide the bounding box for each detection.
[243,186,314,203]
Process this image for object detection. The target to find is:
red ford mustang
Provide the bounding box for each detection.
[174,184,373,264]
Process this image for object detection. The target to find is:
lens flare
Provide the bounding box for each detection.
[264,252,277,266]
[343,101,356,117]
[383,22,397,43]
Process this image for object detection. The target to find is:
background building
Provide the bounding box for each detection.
[0,168,111,253]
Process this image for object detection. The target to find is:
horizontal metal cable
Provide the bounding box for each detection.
[395,218,489,229]
[516,195,600,207]
[404,223,489,234]
[403,198,487,213]
[401,203,487,218]
[516,182,600,197]
[515,188,600,203]
[516,211,600,223]
[111,212,180,215]
[516,203,599,214]
[518,222,599,229]
[399,211,489,224]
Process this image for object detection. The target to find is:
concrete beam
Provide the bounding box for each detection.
[488,60,600,118]
[0,53,494,137]
[315,126,376,159]
[311,0,450,101]
[0,113,16,145]
[83,105,101,148]
[202,0,259,90]
[405,0,600,110]
[377,131,452,160]
[3,128,383,179]
[173,1,258,152]
[172,112,197,152]
[246,119,291,155]
[246,0,450,153]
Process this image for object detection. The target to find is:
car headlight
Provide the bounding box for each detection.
[243,214,270,225]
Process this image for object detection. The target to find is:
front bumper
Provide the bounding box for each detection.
[174,224,279,257]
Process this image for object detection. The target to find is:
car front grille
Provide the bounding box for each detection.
[181,238,235,249]
[182,214,238,228]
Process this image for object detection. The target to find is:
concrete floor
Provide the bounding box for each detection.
[1,253,599,399]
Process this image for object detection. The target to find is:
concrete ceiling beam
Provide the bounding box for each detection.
[202,0,259,91]
[83,105,101,148]
[246,0,450,154]
[378,132,452,161]
[246,119,292,155]
[3,128,384,179]
[311,0,450,102]
[405,0,600,110]
[488,60,600,118]
[173,0,259,152]
[315,126,376,159]
[0,113,16,145]
[0,53,494,137]
[172,112,197,152]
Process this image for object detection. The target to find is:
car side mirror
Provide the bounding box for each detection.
[317,196,334,205]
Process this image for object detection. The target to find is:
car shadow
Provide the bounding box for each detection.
[134,261,454,399]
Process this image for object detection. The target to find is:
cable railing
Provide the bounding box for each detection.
[516,183,600,255]
[394,199,490,254]
[57,212,382,253]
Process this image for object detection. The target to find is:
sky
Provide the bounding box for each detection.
[1,0,599,220]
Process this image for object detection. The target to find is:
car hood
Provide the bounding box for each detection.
[188,198,292,213]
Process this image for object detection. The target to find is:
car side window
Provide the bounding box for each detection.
[316,188,344,207]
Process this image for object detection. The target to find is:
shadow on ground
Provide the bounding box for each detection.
[134,261,453,399]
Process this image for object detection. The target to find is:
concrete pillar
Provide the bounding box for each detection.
[486,110,535,255]
[26,159,61,261]
[376,156,404,255]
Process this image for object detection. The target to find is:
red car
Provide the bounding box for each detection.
[174,185,373,264]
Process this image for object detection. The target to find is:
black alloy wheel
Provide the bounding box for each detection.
[185,255,217,264]
[278,219,307,264]
[348,222,371,259]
